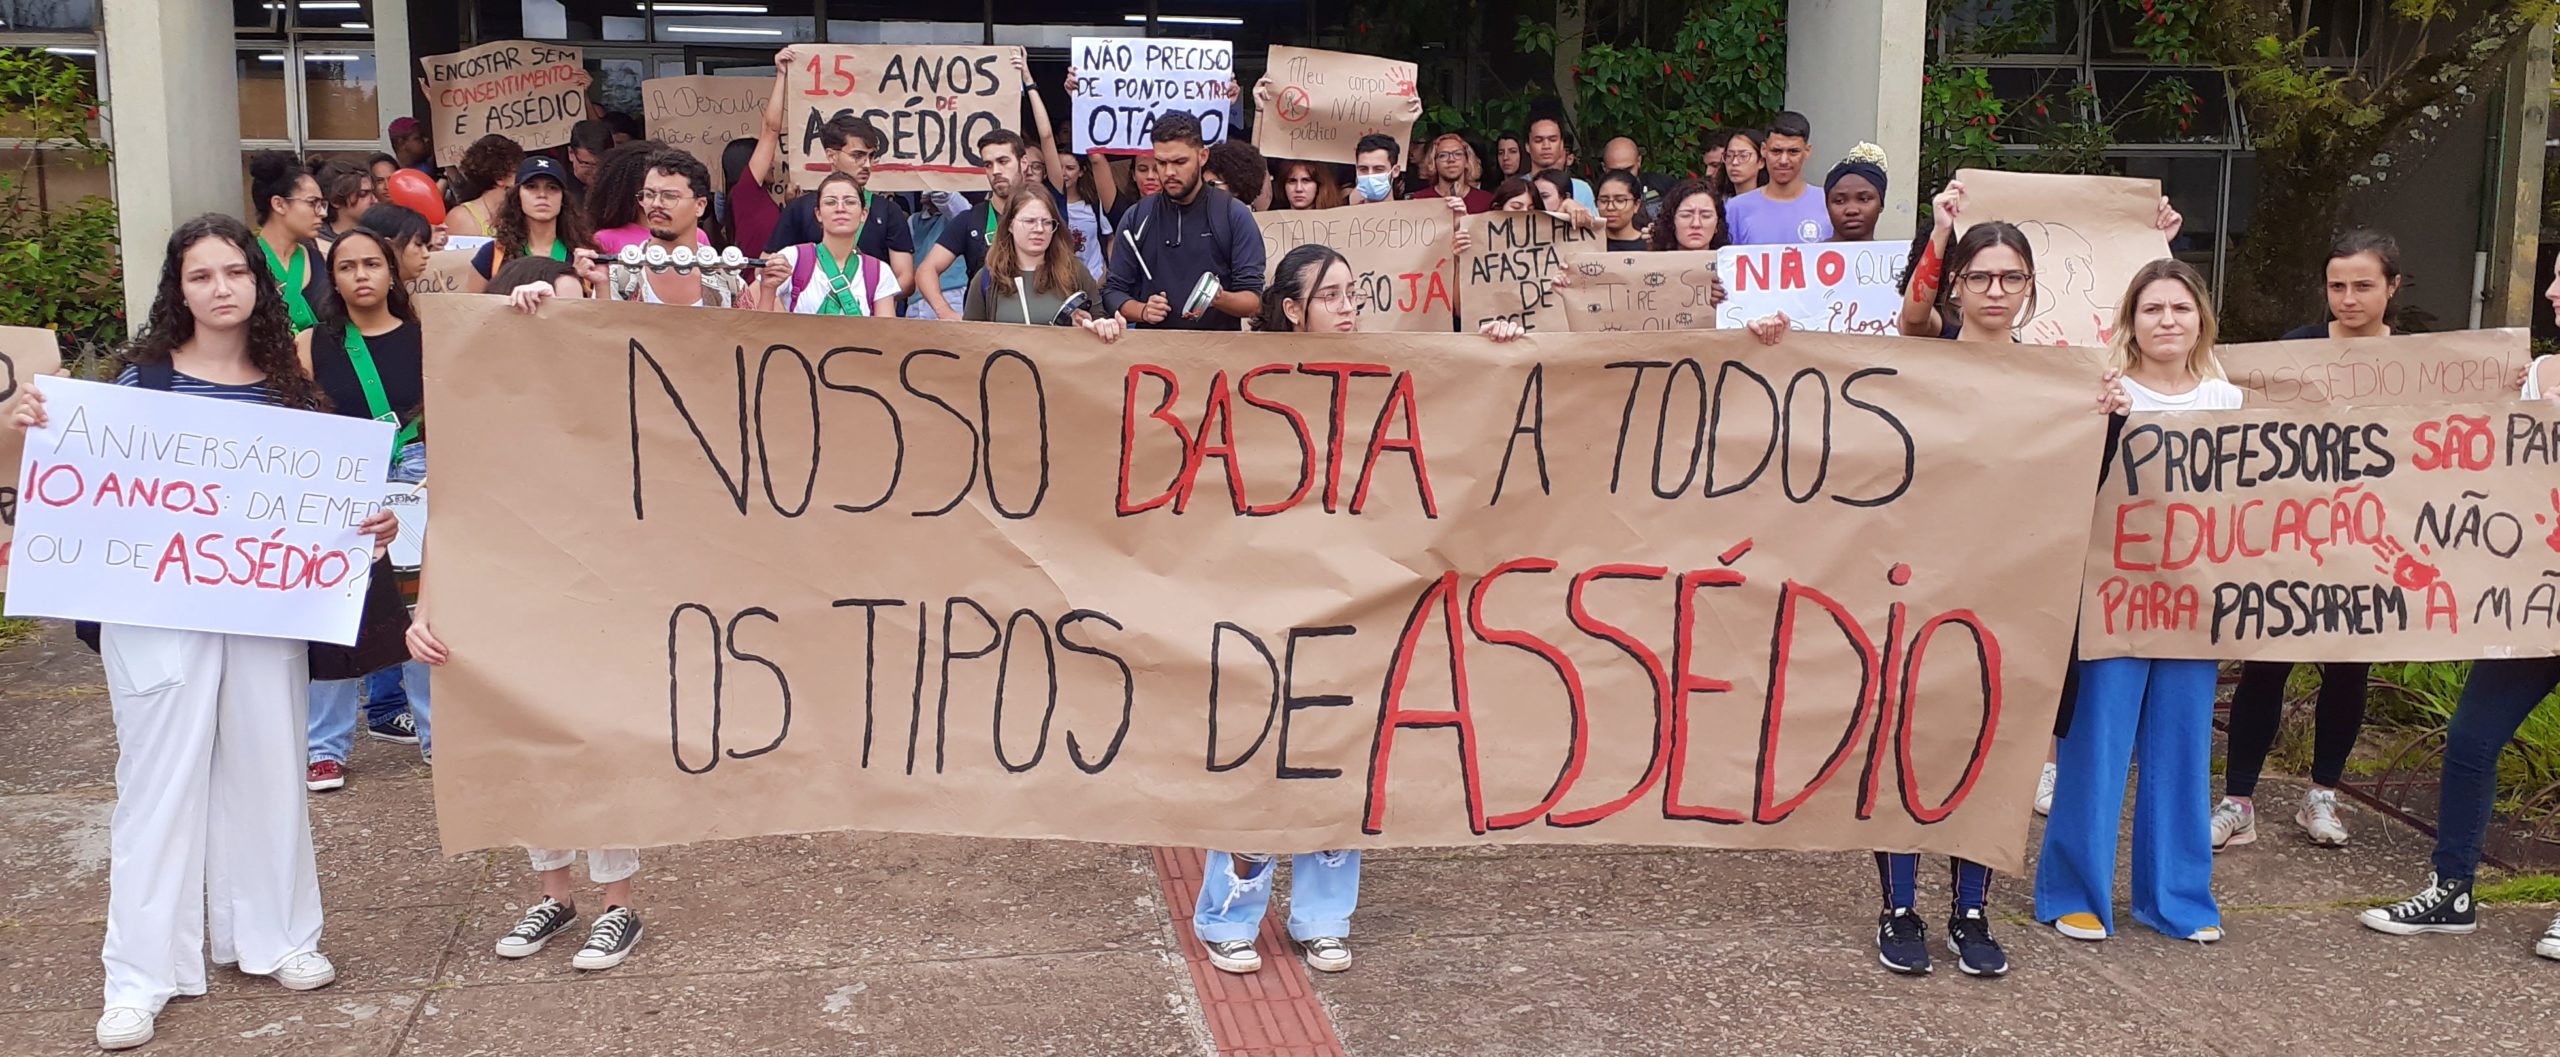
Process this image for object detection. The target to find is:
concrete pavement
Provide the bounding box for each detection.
[4,622,2555,1057]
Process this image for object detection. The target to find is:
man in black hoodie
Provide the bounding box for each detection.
[1104,111,1264,330]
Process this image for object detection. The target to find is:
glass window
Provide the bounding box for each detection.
[2095,68,2229,144]
[302,50,380,143]
[592,57,651,119]
[291,0,372,32]
[492,0,644,41]
[0,47,100,140]
[2115,153,2223,265]
[238,49,294,141]
[235,0,277,30]
[652,0,815,44]
[1939,0,2075,57]
[1,146,111,210]
[1,0,99,31]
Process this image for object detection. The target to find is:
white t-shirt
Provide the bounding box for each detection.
[2524,357,2551,400]
[2122,375,2245,412]
[1064,200,1112,278]
[775,244,900,316]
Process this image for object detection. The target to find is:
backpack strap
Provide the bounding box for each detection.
[789,244,817,304]
[135,362,176,391]
[858,255,881,311]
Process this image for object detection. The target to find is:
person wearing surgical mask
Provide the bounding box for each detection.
[1352,134,1401,205]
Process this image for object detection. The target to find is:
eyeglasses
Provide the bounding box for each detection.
[1595,195,1637,208]
[1013,218,1059,232]
[287,195,326,210]
[1959,270,2034,294]
[1304,286,1356,309]
[1672,209,1718,224]
[817,196,865,209]
[635,189,697,205]
[1435,150,1468,162]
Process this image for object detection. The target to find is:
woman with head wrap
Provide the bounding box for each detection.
[1822,144,1888,244]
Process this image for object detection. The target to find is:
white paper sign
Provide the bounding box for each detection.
[5,378,395,644]
[1071,37,1234,153]
[1715,240,1907,336]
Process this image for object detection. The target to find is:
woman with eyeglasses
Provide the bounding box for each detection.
[1743,217,2046,980]
[249,151,332,333]
[958,190,1124,343]
[1718,129,1766,198]
[1595,170,1650,251]
[752,171,900,318]
[1189,243,1520,979]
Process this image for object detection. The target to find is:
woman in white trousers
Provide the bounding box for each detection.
[15,214,397,1051]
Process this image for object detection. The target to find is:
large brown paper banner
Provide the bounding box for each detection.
[780,46,1023,193]
[1252,46,1421,165]
[2220,328,2531,407]
[421,296,2108,873]
[2079,400,2560,662]
[1952,169,2166,349]
[0,326,64,589]
[1558,251,1721,332]
[644,75,777,173]
[407,249,484,297]
[1254,201,1456,332]
[1461,212,1596,334]
[418,41,588,165]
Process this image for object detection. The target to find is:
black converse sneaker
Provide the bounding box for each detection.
[571,906,644,970]
[2359,873,2478,936]
[1203,938,1262,974]
[493,898,578,958]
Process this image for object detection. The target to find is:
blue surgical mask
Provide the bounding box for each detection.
[1356,173,1392,202]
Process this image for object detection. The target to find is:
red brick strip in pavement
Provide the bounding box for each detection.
[1149,847,1350,1057]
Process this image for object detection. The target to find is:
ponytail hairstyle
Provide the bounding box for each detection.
[122,213,324,412]
[248,150,313,224]
[1256,243,1353,333]
[2109,257,2222,379]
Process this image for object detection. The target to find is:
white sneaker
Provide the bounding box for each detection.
[1300,936,1352,973]
[1203,938,1261,974]
[268,951,337,991]
[2297,788,2350,846]
[2536,912,2560,961]
[94,1007,154,1050]
[2033,762,2056,817]
[2185,925,2225,943]
[2211,797,2257,852]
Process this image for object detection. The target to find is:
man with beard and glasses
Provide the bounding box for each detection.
[1102,111,1262,331]
[606,149,748,308]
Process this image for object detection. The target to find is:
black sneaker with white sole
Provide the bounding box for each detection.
[2359,873,2477,936]
[1946,908,2009,977]
[1204,938,1262,974]
[571,906,643,970]
[366,712,420,744]
[493,898,578,958]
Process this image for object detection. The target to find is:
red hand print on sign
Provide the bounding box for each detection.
[2370,536,2442,591]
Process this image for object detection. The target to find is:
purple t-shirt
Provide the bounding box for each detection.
[1725,187,1833,245]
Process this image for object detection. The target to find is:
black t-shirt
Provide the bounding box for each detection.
[2281,323,2331,340]
[1607,237,1649,252]
[313,318,424,424]
[764,190,914,262]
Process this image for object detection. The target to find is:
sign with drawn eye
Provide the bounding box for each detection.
[1950,168,2169,349]
[1560,251,1722,332]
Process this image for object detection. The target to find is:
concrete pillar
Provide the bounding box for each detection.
[1784,0,1925,240]
[373,0,415,132]
[2483,22,2552,327]
[103,0,244,324]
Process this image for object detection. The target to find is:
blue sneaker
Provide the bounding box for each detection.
[1876,908,1931,975]
[1947,908,2009,977]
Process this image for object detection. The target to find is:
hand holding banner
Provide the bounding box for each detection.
[1071,38,1234,154]
[780,45,1025,193]
[0,326,64,589]
[4,377,392,644]
[1559,251,1722,332]
[419,41,590,164]
[1951,169,2165,349]
[1251,46,1421,165]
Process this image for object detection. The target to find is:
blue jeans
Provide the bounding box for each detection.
[2432,657,2560,881]
[309,661,432,764]
[2035,657,2220,937]
[363,667,409,727]
[1192,851,1360,944]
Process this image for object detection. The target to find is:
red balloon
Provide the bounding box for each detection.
[385,168,445,224]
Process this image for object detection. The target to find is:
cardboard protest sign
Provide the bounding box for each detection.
[1252,46,1420,165]
[0,326,64,589]
[2220,328,2531,407]
[1952,169,2166,348]
[644,75,776,173]
[780,45,1024,193]
[1254,201,1456,332]
[1714,241,1905,336]
[419,41,588,165]
[420,294,2111,873]
[2080,399,2560,663]
[1460,211,1596,334]
[408,249,483,297]
[4,377,392,643]
[1071,37,1234,154]
[1557,251,1720,332]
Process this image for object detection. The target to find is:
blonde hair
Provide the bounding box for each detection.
[2109,258,2223,379]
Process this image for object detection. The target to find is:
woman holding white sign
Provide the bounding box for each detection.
[11,214,397,1052]
[295,227,434,792]
[2037,259,2239,946]
[1186,245,1526,977]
